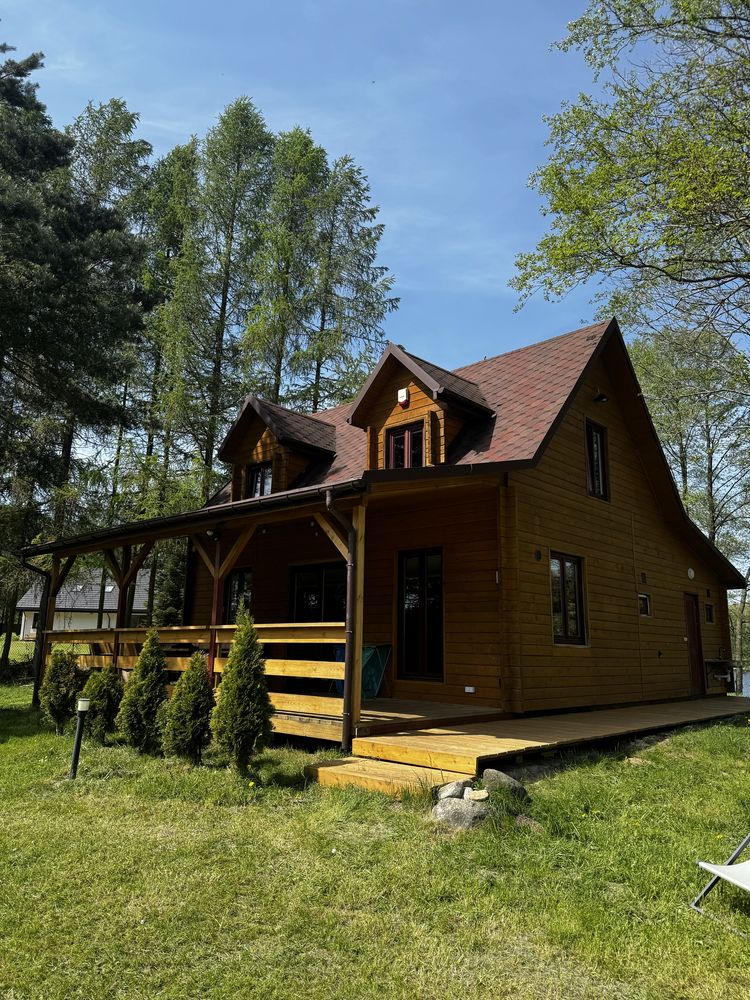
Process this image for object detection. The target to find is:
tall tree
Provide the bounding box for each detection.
[192,98,273,497]
[512,2,750,338]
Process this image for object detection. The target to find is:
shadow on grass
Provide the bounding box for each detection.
[0,690,41,745]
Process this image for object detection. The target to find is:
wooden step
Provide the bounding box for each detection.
[306,757,471,796]
[352,733,479,774]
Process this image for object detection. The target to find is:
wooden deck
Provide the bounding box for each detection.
[348,696,750,780]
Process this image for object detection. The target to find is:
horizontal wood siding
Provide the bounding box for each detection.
[363,370,441,469]
[362,485,504,708]
[511,355,732,712]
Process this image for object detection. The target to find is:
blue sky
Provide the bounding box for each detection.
[5,0,599,368]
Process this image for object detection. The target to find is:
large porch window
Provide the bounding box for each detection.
[397,548,443,680]
[290,562,347,622]
[224,568,252,623]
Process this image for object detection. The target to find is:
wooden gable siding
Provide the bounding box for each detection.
[229,426,311,501]
[509,356,731,713]
[362,485,504,708]
[362,368,441,470]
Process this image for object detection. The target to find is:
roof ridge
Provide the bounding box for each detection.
[452,320,611,375]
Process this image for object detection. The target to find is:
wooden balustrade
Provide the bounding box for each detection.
[45,623,348,728]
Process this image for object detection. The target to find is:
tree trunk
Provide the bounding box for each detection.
[96,567,107,629]
[53,414,76,536]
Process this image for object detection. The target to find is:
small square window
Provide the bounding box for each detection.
[638,593,651,617]
[705,604,715,624]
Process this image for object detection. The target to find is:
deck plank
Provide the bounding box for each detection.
[352,697,750,773]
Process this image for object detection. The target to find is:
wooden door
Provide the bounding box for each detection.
[683,593,705,696]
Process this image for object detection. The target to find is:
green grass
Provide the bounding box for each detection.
[2,683,750,999]
[8,637,34,662]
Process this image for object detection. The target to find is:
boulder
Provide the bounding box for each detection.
[482,768,531,803]
[436,778,474,800]
[432,797,490,830]
[514,814,544,833]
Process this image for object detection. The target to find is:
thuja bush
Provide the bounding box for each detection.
[162,651,214,764]
[39,648,84,734]
[116,629,167,753]
[80,664,124,743]
[211,608,272,775]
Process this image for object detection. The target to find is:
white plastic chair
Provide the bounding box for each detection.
[691,831,750,936]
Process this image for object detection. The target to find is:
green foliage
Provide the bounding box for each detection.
[512,2,750,336]
[162,652,214,764]
[39,649,83,734]
[152,540,187,627]
[115,630,167,753]
[80,665,124,743]
[211,609,272,775]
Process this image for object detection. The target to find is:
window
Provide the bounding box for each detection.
[586,420,609,500]
[245,461,273,498]
[550,552,586,644]
[638,593,652,617]
[397,548,443,679]
[291,563,346,622]
[386,422,424,470]
[705,604,715,624]
[224,568,252,624]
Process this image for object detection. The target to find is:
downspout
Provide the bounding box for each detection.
[21,557,51,708]
[325,489,356,752]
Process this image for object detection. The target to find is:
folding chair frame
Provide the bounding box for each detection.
[690,830,750,938]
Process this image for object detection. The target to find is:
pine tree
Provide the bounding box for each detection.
[211,609,272,775]
[80,664,124,743]
[39,649,82,734]
[162,652,214,764]
[116,629,167,752]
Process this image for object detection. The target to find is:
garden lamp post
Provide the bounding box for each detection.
[68,696,90,779]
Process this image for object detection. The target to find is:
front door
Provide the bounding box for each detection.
[684,593,705,696]
[397,548,443,681]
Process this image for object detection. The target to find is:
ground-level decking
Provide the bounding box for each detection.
[307,695,750,794]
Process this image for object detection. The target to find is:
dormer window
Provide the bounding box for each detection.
[245,461,273,498]
[387,422,424,469]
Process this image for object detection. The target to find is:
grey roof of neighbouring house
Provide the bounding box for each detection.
[17,569,150,613]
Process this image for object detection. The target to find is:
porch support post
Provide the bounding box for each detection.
[208,537,222,683]
[325,493,366,750]
[30,551,77,705]
[113,545,132,668]
[351,504,366,728]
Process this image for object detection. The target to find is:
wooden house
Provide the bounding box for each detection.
[24,319,744,761]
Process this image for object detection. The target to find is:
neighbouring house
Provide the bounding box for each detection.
[22,319,745,752]
[17,569,150,641]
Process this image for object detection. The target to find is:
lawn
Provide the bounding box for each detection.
[1,684,750,1000]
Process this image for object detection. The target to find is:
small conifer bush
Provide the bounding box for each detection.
[211,608,272,775]
[39,648,84,734]
[80,664,124,743]
[116,629,167,753]
[162,651,214,764]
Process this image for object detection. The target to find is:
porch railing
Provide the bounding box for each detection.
[45,623,347,730]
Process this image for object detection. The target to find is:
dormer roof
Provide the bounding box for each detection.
[218,394,337,463]
[347,341,493,428]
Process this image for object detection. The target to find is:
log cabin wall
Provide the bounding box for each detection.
[362,484,504,708]
[359,369,442,470]
[509,354,731,713]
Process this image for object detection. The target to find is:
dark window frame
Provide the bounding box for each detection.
[289,561,347,623]
[386,421,424,470]
[585,419,610,501]
[245,461,273,498]
[638,593,652,617]
[550,551,586,645]
[396,547,444,681]
[705,603,715,624]
[224,567,253,624]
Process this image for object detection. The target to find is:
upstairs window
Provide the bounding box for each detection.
[387,422,424,469]
[550,552,586,644]
[245,461,273,498]
[586,420,609,500]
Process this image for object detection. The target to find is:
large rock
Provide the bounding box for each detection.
[432,797,490,830]
[437,778,474,800]
[482,768,531,803]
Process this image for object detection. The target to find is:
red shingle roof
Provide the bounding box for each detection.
[289,319,613,485]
